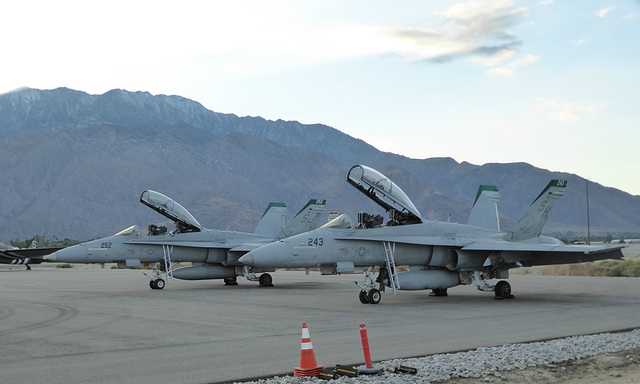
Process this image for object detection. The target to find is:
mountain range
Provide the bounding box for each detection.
[1,87,639,242]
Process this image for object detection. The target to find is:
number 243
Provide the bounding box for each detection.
[308,238,323,246]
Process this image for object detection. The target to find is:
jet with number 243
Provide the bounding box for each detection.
[46,190,326,289]
[240,165,624,304]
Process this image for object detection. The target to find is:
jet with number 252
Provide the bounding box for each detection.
[47,190,326,289]
[240,165,624,304]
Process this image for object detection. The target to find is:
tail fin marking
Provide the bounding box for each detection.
[506,180,567,241]
[276,199,327,240]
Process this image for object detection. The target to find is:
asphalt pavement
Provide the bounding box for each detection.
[1,267,639,384]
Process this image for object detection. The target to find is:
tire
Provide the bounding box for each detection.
[224,277,238,285]
[367,289,381,304]
[259,273,273,287]
[430,288,448,297]
[155,279,165,290]
[359,290,370,304]
[149,280,157,289]
[495,280,511,298]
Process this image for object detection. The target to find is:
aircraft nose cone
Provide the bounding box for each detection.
[44,252,57,262]
[239,253,254,266]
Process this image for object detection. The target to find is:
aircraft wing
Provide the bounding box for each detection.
[462,241,624,254]
[334,235,624,266]
[461,241,625,266]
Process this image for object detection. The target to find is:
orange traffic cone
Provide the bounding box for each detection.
[293,322,324,377]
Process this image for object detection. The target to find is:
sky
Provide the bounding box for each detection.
[2,0,639,195]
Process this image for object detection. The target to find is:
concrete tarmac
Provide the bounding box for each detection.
[1,267,639,384]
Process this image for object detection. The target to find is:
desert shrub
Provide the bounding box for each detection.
[595,259,640,277]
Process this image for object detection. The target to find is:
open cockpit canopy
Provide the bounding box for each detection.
[140,190,202,232]
[347,165,422,225]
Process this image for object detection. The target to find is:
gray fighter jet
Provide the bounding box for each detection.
[240,165,624,304]
[46,190,326,289]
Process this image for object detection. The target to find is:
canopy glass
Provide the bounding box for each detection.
[347,165,422,222]
[140,190,202,232]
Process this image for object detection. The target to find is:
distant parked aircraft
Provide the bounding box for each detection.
[0,236,63,270]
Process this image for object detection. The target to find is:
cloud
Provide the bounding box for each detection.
[595,6,615,18]
[539,0,554,5]
[380,0,529,65]
[486,54,539,76]
[535,98,604,121]
[570,39,587,45]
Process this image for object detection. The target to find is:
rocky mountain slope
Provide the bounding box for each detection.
[1,87,639,241]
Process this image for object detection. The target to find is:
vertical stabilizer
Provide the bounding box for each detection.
[506,180,567,241]
[467,185,501,231]
[253,202,288,238]
[276,199,327,240]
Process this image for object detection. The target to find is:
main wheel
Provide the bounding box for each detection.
[359,290,370,304]
[430,288,448,297]
[149,280,157,289]
[259,273,273,287]
[494,280,512,299]
[224,277,238,286]
[155,279,165,290]
[367,289,381,304]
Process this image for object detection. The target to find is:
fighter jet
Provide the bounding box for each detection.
[240,165,624,304]
[0,236,63,270]
[46,190,326,289]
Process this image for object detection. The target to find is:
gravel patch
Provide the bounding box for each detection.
[230,328,640,384]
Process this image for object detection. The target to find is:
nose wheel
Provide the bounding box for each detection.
[355,267,382,304]
[149,278,165,290]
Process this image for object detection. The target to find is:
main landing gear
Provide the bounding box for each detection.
[494,280,514,299]
[467,271,514,300]
[224,277,238,286]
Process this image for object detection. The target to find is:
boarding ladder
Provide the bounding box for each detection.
[383,241,400,295]
[162,244,175,280]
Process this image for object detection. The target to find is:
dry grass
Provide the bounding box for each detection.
[541,258,640,277]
